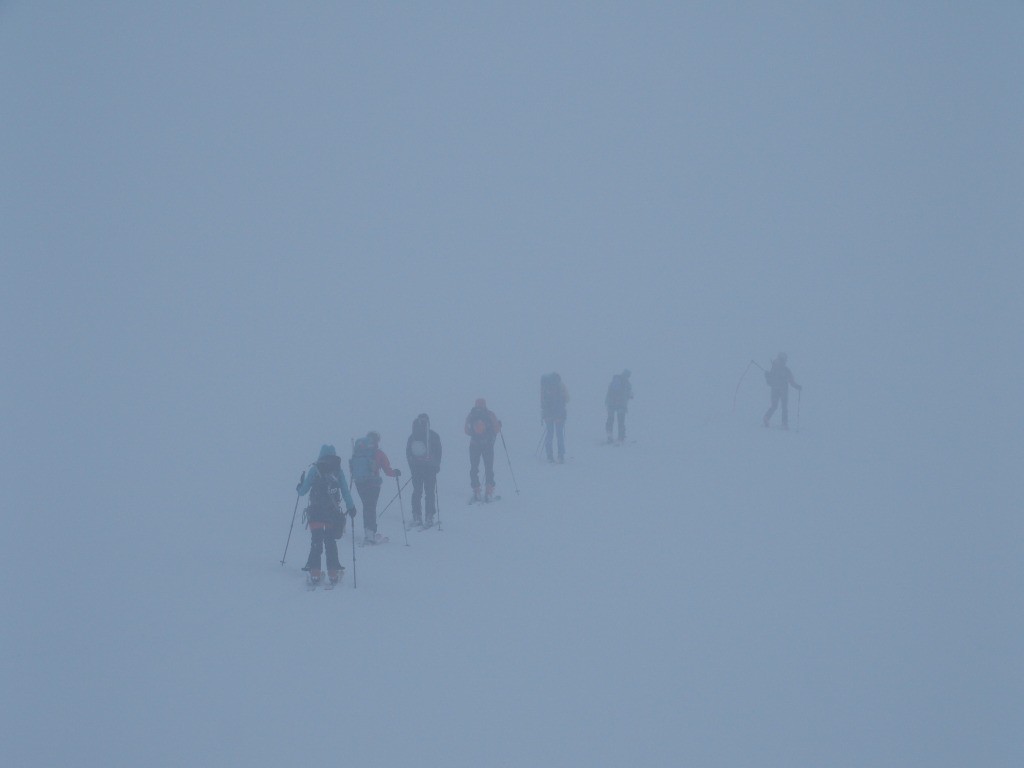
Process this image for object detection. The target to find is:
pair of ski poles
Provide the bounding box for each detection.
[382,474,446,535]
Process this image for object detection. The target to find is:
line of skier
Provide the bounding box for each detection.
[287,354,801,585]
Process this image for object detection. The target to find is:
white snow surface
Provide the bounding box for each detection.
[5,398,1020,767]
[2,3,1022,766]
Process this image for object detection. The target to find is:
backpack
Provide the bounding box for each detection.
[349,438,377,484]
[308,456,343,531]
[541,374,563,409]
[468,407,495,442]
[607,375,627,406]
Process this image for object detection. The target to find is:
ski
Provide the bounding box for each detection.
[326,568,344,589]
[358,533,390,547]
[406,519,437,531]
[306,568,344,590]
[469,495,501,504]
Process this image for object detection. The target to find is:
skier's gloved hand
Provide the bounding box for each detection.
[394,468,401,477]
[347,507,357,518]
[295,482,302,493]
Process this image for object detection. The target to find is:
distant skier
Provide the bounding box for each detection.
[296,444,357,585]
[464,398,502,502]
[605,369,633,443]
[350,431,400,544]
[762,353,802,430]
[540,372,569,463]
[406,413,442,528]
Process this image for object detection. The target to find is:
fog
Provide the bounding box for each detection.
[2,3,1021,766]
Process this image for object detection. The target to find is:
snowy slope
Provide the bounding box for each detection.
[5,384,1018,767]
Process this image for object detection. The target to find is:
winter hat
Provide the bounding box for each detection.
[475,398,486,409]
[778,352,787,363]
[318,444,337,460]
[366,431,381,445]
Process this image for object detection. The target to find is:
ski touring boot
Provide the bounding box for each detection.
[326,568,343,589]
[307,568,323,590]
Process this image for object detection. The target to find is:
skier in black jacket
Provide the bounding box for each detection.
[406,413,442,528]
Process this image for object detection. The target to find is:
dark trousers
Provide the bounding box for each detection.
[355,480,382,534]
[411,470,437,522]
[544,419,565,459]
[764,387,789,426]
[470,440,495,489]
[606,407,626,440]
[305,524,341,573]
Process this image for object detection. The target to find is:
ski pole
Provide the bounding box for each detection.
[396,474,410,546]
[796,388,802,433]
[280,470,305,565]
[534,425,545,457]
[434,475,443,531]
[499,432,520,495]
[376,477,412,523]
[350,509,357,589]
[732,360,765,414]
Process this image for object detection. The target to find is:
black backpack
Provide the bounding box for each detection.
[541,374,563,409]
[309,456,345,538]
